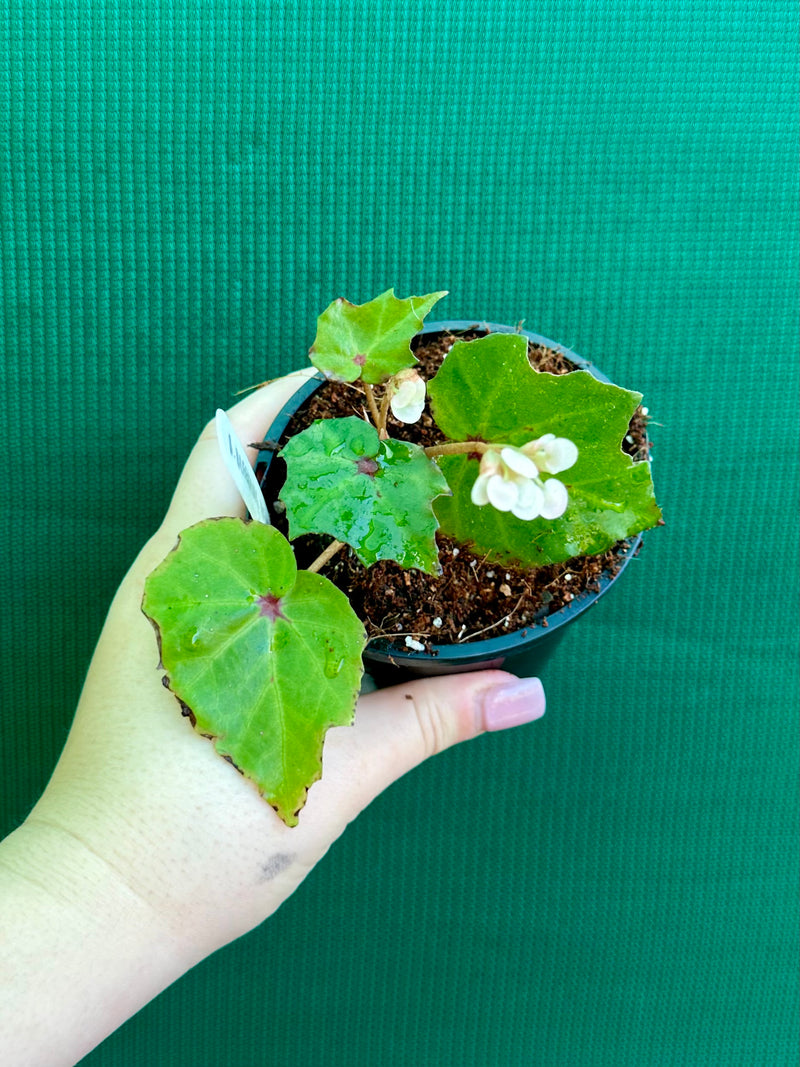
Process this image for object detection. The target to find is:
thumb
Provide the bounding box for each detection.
[161,368,318,537]
[311,671,546,822]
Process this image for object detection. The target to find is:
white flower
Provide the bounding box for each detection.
[470,436,578,522]
[521,433,579,474]
[389,369,426,424]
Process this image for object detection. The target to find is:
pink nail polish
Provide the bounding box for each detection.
[482,677,546,732]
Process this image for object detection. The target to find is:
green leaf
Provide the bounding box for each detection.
[309,287,447,384]
[280,416,450,574]
[142,519,366,826]
[427,333,662,567]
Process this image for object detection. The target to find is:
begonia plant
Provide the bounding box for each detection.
[143,289,661,826]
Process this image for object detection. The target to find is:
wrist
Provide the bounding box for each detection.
[0,818,199,1066]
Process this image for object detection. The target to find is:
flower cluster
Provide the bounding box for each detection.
[470,435,579,521]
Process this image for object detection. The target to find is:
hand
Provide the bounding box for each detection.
[0,372,545,1066]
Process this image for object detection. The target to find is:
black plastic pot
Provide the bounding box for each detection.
[257,321,643,682]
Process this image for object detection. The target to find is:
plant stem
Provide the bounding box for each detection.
[424,440,493,458]
[377,389,391,440]
[306,539,346,574]
[363,383,381,428]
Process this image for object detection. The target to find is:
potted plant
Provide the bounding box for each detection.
[143,289,661,827]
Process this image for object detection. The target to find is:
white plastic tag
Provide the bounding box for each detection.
[215,408,271,525]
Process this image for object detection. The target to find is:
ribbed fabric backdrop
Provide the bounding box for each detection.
[1,1,797,1064]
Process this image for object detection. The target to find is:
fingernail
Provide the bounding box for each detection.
[482,677,546,732]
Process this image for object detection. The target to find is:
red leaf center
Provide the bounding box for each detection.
[356,457,379,477]
[257,594,286,621]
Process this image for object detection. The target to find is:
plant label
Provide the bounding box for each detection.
[215,408,271,525]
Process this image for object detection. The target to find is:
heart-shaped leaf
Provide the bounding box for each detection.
[309,288,447,384]
[280,416,450,574]
[427,333,662,567]
[142,519,366,826]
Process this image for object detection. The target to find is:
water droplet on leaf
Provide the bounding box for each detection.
[271,628,290,652]
[324,652,345,679]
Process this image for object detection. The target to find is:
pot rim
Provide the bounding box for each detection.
[257,320,642,666]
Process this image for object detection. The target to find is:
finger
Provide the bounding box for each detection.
[310,671,546,822]
[161,369,318,536]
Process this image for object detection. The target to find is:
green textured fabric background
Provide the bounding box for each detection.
[1,1,798,1064]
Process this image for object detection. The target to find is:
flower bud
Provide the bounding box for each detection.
[389,369,426,424]
[522,433,579,474]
